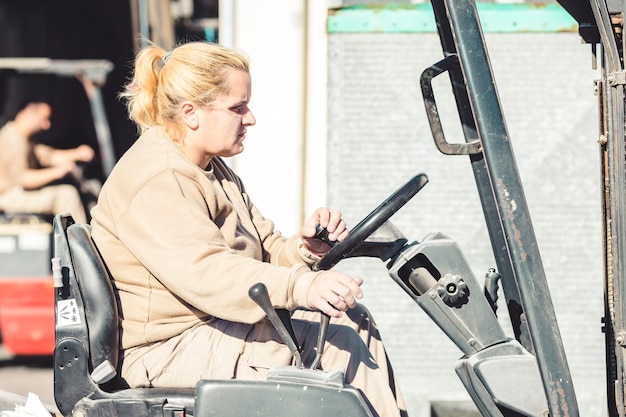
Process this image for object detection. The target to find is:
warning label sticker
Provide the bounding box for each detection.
[57,299,82,327]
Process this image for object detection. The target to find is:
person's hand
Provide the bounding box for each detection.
[73,145,95,162]
[300,208,349,256]
[307,270,364,318]
[53,161,77,179]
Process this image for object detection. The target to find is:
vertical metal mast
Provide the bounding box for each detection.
[427,0,579,415]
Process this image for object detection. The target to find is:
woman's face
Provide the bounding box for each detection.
[185,69,256,167]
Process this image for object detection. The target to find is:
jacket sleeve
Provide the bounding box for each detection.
[114,170,317,324]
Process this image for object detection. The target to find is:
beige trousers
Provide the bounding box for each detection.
[0,185,86,223]
[122,304,408,417]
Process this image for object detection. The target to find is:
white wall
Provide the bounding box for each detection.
[219,0,328,236]
[326,31,604,417]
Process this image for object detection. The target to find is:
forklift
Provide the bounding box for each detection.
[46,1,625,417]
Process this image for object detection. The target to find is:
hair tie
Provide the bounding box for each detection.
[162,51,172,64]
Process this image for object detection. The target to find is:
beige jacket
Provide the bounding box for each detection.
[90,127,319,350]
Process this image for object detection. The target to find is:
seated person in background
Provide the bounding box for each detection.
[0,101,95,223]
[90,41,408,417]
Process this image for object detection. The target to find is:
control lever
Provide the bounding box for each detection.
[249,282,303,368]
[313,223,335,248]
[308,223,337,370]
[483,268,501,314]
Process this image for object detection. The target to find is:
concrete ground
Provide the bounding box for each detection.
[0,345,57,415]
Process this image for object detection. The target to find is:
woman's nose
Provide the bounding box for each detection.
[244,109,256,126]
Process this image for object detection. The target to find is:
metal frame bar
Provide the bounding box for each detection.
[428,0,579,415]
[588,0,626,415]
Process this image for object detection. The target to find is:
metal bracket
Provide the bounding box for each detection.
[608,70,626,86]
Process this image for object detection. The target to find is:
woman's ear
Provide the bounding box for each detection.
[180,101,199,129]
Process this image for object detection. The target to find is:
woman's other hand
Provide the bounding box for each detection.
[307,270,364,318]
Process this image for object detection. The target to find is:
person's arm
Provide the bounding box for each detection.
[244,188,363,318]
[114,170,317,324]
[34,143,94,167]
[111,165,361,322]
[21,162,76,190]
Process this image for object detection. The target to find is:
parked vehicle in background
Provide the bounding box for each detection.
[0,58,114,356]
[0,214,54,355]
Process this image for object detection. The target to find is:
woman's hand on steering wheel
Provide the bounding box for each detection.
[300,207,349,257]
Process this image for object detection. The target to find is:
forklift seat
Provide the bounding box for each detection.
[51,214,195,417]
[51,213,375,417]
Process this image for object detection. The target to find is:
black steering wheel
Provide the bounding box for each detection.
[313,173,429,272]
[307,173,428,370]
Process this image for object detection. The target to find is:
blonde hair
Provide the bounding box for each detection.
[120,41,250,141]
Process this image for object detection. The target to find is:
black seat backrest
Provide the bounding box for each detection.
[52,214,122,413]
[54,214,120,379]
[68,222,120,373]
[52,214,196,417]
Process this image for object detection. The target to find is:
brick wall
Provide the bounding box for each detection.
[327,31,604,417]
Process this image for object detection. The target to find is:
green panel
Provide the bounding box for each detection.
[327,3,579,33]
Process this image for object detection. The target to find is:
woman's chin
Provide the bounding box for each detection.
[222,146,244,158]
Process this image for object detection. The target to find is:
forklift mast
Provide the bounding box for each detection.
[422,0,622,416]
[568,1,626,417]
[552,1,626,416]
[428,0,626,415]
